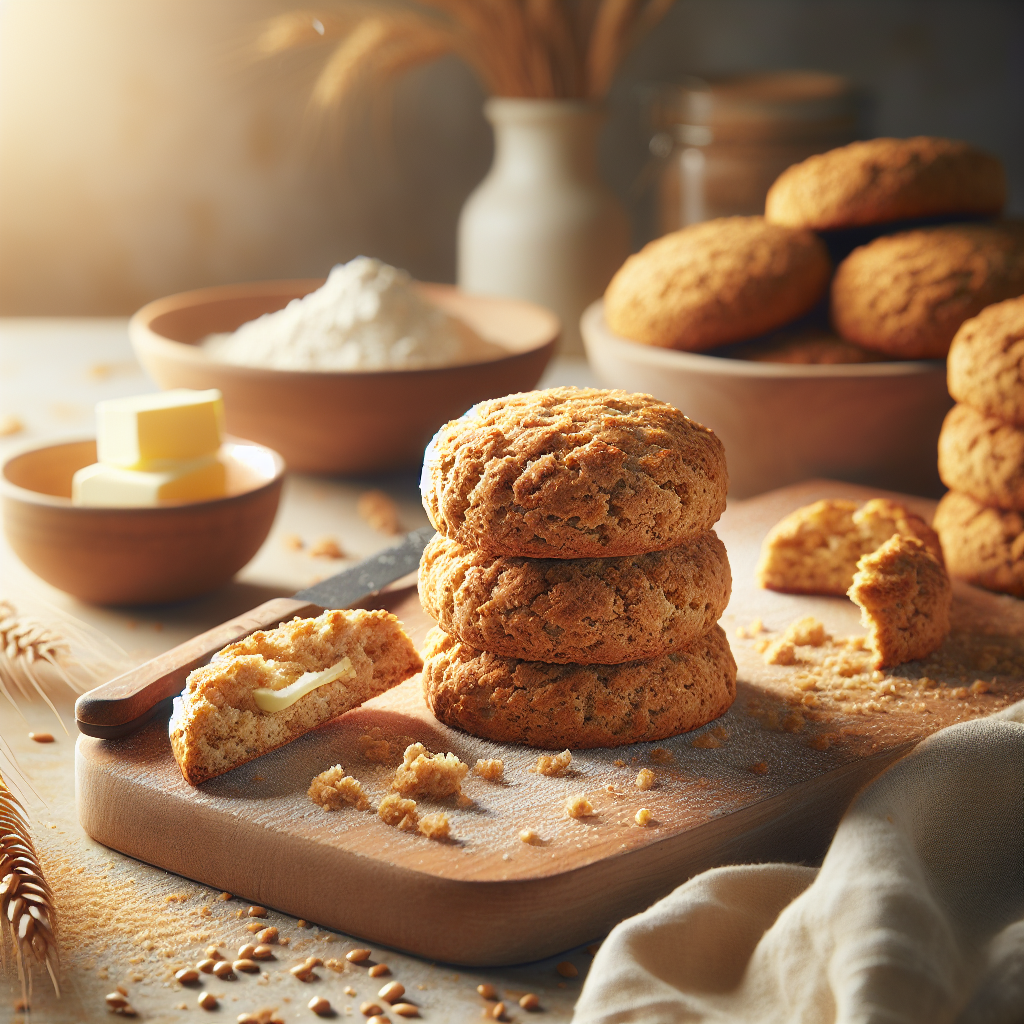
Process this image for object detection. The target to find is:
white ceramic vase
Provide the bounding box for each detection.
[458,99,630,356]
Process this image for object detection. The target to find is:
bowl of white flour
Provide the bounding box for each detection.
[129,259,559,474]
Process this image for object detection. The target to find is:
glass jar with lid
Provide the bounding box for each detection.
[649,72,859,233]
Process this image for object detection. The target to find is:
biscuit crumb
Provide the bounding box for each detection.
[749,762,769,774]
[691,725,729,749]
[565,795,594,819]
[970,680,991,695]
[392,743,468,799]
[534,750,572,777]
[635,808,652,826]
[309,766,371,811]
[309,536,345,559]
[764,638,798,665]
[358,490,404,535]
[635,768,655,791]
[474,758,504,782]
[418,813,450,841]
[735,617,765,639]
[649,748,674,764]
[783,616,831,647]
[0,414,24,437]
[282,533,304,551]
[358,727,415,764]
[519,829,540,844]
[613,759,626,767]
[378,793,419,831]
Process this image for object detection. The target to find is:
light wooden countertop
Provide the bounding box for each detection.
[0,318,600,1023]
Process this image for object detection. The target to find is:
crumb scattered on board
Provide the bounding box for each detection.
[358,490,404,535]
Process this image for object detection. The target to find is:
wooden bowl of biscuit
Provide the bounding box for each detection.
[585,137,1021,500]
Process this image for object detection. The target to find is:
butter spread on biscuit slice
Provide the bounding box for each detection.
[252,657,354,713]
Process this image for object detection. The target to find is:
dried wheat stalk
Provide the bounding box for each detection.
[257,0,677,107]
[0,773,60,998]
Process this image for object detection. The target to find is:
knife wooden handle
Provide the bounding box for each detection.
[75,597,321,738]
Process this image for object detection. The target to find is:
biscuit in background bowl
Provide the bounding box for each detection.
[581,299,951,500]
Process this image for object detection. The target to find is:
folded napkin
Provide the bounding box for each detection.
[574,702,1024,1024]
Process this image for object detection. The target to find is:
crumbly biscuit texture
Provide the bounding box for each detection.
[947,296,1024,426]
[418,531,731,664]
[421,625,736,749]
[391,742,468,799]
[938,403,1024,511]
[421,387,728,558]
[757,498,943,596]
[169,609,422,786]
[308,766,371,811]
[848,535,952,670]
[604,216,831,351]
[765,137,1006,230]
[933,490,1024,598]
[830,222,1024,359]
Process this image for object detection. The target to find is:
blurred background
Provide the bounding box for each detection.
[1,0,1022,316]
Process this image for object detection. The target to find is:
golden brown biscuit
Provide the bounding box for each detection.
[765,137,1005,230]
[938,403,1024,511]
[421,625,736,749]
[421,387,728,558]
[933,490,1024,598]
[724,328,885,364]
[169,610,422,786]
[830,222,1024,359]
[947,296,1024,426]
[418,532,731,664]
[604,216,831,351]
[848,535,952,669]
[757,498,944,595]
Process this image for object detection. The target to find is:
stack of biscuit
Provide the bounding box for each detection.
[933,296,1024,598]
[605,137,1022,364]
[416,387,737,749]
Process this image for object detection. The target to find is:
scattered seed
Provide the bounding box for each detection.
[175,968,200,984]
[477,983,497,999]
[105,993,130,1009]
[368,963,390,977]
[347,948,372,963]
[297,919,310,928]
[367,1017,392,1024]
[205,946,223,960]
[28,732,54,743]
[257,927,279,943]
[519,993,540,1010]
[379,981,405,1003]
[361,1002,384,1016]
[391,1005,419,1018]
[248,906,268,918]
[116,986,129,997]
[290,963,314,981]
[213,960,234,978]
[253,944,274,960]
[345,985,357,995]
[238,1015,261,1024]
[238,944,257,959]
[234,959,260,973]
[556,961,578,978]
[198,992,218,1010]
[491,1002,506,1020]
[308,996,332,1016]
[197,959,217,974]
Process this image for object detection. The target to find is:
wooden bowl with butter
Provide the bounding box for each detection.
[129,279,559,475]
[1,437,284,605]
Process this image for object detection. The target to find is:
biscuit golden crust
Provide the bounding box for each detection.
[848,535,952,670]
[418,532,731,664]
[757,498,944,596]
[938,403,1024,511]
[830,223,1024,359]
[947,296,1024,426]
[169,610,423,786]
[421,388,728,558]
[421,625,736,749]
[933,490,1024,598]
[603,216,831,351]
[765,136,1006,230]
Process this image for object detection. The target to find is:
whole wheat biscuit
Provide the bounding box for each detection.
[757,497,944,596]
[933,490,1024,598]
[947,296,1024,426]
[603,216,831,351]
[418,531,731,664]
[765,137,1005,230]
[848,535,952,669]
[421,387,728,558]
[830,222,1024,359]
[938,403,1024,511]
[421,625,737,749]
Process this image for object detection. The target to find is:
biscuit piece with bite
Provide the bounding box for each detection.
[757,498,943,595]
[848,535,952,669]
[170,609,422,786]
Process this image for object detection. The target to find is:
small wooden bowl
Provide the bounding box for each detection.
[129,280,559,474]
[582,300,953,500]
[1,438,284,606]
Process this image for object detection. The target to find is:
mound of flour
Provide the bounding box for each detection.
[203,257,504,371]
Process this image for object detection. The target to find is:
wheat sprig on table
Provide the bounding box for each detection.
[0,773,60,998]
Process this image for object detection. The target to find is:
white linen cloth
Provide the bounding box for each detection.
[574,702,1024,1024]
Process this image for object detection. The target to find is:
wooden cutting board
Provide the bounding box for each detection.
[75,481,1024,966]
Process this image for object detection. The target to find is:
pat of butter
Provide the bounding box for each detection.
[96,389,224,469]
[252,658,354,713]
[72,455,226,507]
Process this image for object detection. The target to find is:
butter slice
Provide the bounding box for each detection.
[252,658,355,713]
[96,389,224,469]
[72,455,226,507]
